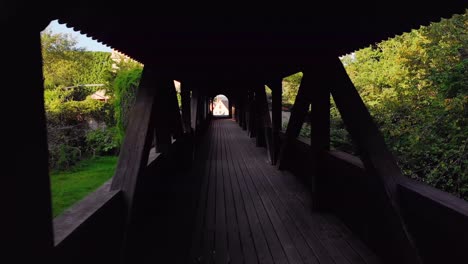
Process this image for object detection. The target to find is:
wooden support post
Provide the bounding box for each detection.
[154,77,172,154]
[204,96,208,120]
[168,80,184,139]
[4,24,54,262]
[269,80,282,165]
[256,85,274,163]
[241,93,248,130]
[309,72,330,209]
[278,73,311,170]
[111,66,158,191]
[238,96,244,126]
[239,103,243,125]
[328,58,422,264]
[191,87,199,132]
[236,95,242,126]
[248,89,256,138]
[199,95,204,123]
[255,86,267,147]
[181,83,191,133]
[198,95,205,127]
[233,101,238,121]
[110,66,160,261]
[244,92,250,132]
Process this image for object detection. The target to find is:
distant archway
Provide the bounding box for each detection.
[212,94,229,117]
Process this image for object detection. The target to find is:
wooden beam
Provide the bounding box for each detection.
[154,78,172,154]
[111,66,157,192]
[181,83,192,133]
[239,94,245,129]
[4,25,53,262]
[191,87,199,132]
[248,89,256,138]
[255,87,266,147]
[328,58,422,264]
[203,96,210,121]
[242,94,248,130]
[309,71,330,209]
[278,73,311,170]
[269,80,282,165]
[197,95,205,127]
[110,66,160,261]
[168,80,184,139]
[256,85,274,163]
[233,101,238,122]
[203,96,207,121]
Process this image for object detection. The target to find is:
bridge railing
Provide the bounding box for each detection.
[281,133,468,264]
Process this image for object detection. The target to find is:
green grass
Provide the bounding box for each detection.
[50,156,118,217]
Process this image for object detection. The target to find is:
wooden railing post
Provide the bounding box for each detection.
[168,80,183,139]
[191,87,199,132]
[255,86,266,147]
[241,94,248,130]
[278,73,311,170]
[181,83,192,133]
[269,80,282,165]
[154,77,172,154]
[256,84,274,163]
[309,72,330,209]
[110,66,161,262]
[328,58,422,264]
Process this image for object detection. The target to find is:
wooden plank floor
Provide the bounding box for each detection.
[189,119,381,264]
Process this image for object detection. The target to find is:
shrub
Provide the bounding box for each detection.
[50,144,81,170]
[85,127,120,156]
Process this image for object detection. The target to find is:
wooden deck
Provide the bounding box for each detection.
[189,119,381,264]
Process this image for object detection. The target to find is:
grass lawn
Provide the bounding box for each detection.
[50,156,118,217]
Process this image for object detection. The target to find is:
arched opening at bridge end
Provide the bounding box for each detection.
[212,94,230,118]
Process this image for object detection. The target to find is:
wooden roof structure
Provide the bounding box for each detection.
[7,2,468,83]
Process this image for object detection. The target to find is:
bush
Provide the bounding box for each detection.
[85,127,120,156]
[50,144,81,170]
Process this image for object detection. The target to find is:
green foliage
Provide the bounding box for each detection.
[112,68,143,143]
[86,127,119,156]
[41,31,113,91]
[335,10,468,199]
[41,30,118,170]
[51,144,82,170]
[282,72,303,108]
[330,98,356,154]
[45,90,111,124]
[177,92,182,108]
[76,52,114,86]
[50,156,118,216]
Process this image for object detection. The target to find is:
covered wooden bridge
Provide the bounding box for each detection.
[4,2,468,264]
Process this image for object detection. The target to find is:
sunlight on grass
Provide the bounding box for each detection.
[50,156,118,217]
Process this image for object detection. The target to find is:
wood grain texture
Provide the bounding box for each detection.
[189,119,381,264]
[328,58,422,264]
[269,80,282,165]
[278,73,311,170]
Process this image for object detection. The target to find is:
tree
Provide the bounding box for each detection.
[41,30,114,91]
[41,30,117,169]
[336,10,468,199]
[282,72,303,107]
